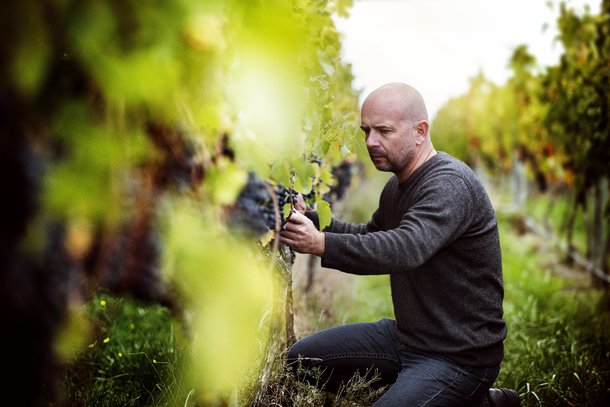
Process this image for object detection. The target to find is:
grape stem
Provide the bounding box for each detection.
[289,173,295,214]
[264,183,281,254]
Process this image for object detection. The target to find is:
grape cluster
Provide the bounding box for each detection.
[228,174,299,261]
[230,161,357,236]
[228,162,357,263]
[275,185,291,216]
[323,160,354,204]
[229,173,276,236]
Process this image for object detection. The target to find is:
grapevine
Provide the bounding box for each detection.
[0,0,364,404]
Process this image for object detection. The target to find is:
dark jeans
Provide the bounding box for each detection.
[287,319,499,406]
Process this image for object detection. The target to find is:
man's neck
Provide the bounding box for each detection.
[398,145,437,183]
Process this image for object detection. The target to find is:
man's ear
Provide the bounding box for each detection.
[415,120,429,144]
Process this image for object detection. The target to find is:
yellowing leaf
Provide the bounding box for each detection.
[259,229,275,247]
[282,201,292,220]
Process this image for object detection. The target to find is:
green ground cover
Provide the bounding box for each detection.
[59,213,609,406]
[60,296,189,406]
[496,213,610,406]
[523,190,588,255]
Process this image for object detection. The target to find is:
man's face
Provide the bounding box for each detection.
[360,93,417,174]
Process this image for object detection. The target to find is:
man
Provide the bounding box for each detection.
[280,83,519,406]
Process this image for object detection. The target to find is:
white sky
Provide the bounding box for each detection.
[334,0,600,119]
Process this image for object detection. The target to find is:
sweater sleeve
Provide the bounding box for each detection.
[304,211,370,233]
[326,179,388,234]
[321,175,474,275]
[327,206,383,234]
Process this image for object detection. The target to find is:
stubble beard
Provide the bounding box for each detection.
[370,145,416,175]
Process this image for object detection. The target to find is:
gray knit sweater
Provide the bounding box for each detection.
[321,152,506,367]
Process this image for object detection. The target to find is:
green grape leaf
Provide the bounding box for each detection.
[315,198,332,231]
[283,201,292,220]
[340,143,352,157]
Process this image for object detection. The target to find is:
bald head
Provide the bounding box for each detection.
[362,83,429,123]
[360,83,435,181]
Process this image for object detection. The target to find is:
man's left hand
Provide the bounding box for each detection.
[280,211,325,256]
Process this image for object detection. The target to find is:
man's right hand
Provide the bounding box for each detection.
[280,211,325,256]
[293,192,307,214]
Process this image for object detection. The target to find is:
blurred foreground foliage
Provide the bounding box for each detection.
[0,0,363,405]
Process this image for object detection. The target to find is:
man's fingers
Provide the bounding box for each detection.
[279,234,298,249]
[280,229,299,240]
[286,210,309,225]
[282,220,302,232]
[294,193,307,213]
[281,210,297,227]
[279,211,321,256]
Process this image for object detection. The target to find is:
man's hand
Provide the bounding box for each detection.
[280,211,325,256]
[293,192,307,214]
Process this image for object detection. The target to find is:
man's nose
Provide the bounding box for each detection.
[366,131,380,148]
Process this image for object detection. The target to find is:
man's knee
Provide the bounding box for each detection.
[286,339,324,371]
[286,339,305,365]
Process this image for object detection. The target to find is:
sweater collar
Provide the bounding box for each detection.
[398,151,445,190]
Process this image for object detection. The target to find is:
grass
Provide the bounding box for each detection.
[523,189,588,255]
[341,275,394,325]
[59,294,190,407]
[252,355,387,407]
[496,212,610,406]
